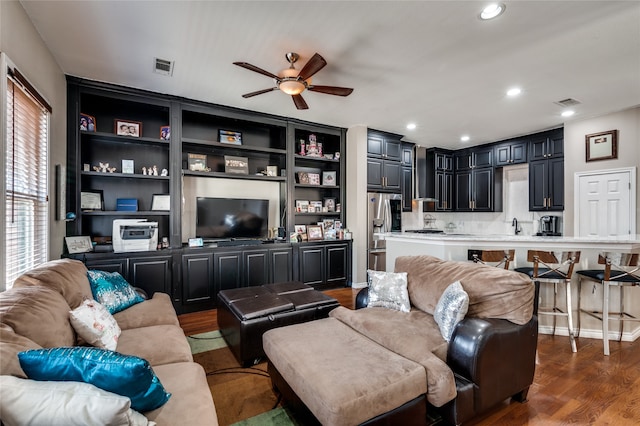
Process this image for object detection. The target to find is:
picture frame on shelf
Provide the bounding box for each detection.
[322,219,335,231]
[308,172,321,185]
[80,190,103,211]
[295,200,309,213]
[307,225,324,241]
[322,171,337,186]
[294,225,308,241]
[65,236,93,254]
[266,166,278,177]
[323,197,336,212]
[297,172,310,184]
[151,194,171,211]
[122,159,134,174]
[188,153,209,172]
[79,113,96,132]
[309,200,323,213]
[224,156,249,175]
[114,119,142,137]
[219,129,242,145]
[585,129,618,162]
[160,125,170,140]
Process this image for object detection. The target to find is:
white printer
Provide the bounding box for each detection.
[112,219,158,253]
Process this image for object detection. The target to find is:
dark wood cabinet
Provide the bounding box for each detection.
[243,249,270,287]
[213,251,242,294]
[295,241,351,288]
[425,148,454,211]
[269,247,293,283]
[494,139,528,166]
[529,130,564,161]
[367,158,401,192]
[367,131,401,161]
[181,252,214,304]
[401,166,413,211]
[529,157,564,211]
[455,168,498,212]
[455,146,493,171]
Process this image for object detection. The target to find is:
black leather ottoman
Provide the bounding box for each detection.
[217,282,339,366]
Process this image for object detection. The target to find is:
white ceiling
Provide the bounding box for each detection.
[20,1,640,149]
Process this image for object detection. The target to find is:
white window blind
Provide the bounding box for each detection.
[5,74,50,288]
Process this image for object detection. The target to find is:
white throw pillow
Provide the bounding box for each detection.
[0,375,154,426]
[69,299,121,350]
[367,270,411,313]
[434,281,469,342]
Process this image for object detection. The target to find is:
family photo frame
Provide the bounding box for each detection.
[115,119,142,137]
[585,129,618,162]
[79,113,96,132]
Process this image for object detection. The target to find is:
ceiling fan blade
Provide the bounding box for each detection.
[308,85,354,96]
[242,87,277,98]
[233,62,280,80]
[292,94,309,110]
[297,53,327,81]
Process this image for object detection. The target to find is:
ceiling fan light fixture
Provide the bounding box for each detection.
[278,67,306,95]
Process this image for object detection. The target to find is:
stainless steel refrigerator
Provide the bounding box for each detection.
[367,193,402,271]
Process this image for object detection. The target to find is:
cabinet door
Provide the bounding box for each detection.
[270,248,293,283]
[472,168,493,211]
[367,135,384,158]
[367,158,384,190]
[181,252,214,303]
[455,152,472,171]
[383,161,402,192]
[243,249,269,287]
[472,147,493,168]
[298,246,325,286]
[84,258,127,276]
[401,166,413,211]
[529,160,549,210]
[548,157,564,210]
[214,251,242,292]
[529,136,549,161]
[129,256,173,297]
[401,143,413,165]
[548,134,564,158]
[494,143,512,166]
[326,244,348,285]
[384,139,402,161]
[455,171,472,211]
[435,153,453,171]
[436,172,453,211]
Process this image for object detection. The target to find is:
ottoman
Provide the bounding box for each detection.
[217,282,339,366]
[264,317,428,426]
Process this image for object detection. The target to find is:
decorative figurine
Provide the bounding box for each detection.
[161,168,168,176]
[142,167,147,175]
[152,165,158,176]
[107,166,116,173]
[299,139,306,156]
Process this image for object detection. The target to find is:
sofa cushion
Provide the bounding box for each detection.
[70,299,121,350]
[434,281,469,342]
[146,362,219,425]
[0,286,76,348]
[330,306,456,407]
[0,375,151,426]
[18,347,171,412]
[87,270,145,314]
[396,255,534,324]
[113,292,180,330]
[367,270,410,312]
[0,324,41,378]
[117,324,193,366]
[12,259,92,309]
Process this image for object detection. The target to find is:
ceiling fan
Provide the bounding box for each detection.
[233,52,353,110]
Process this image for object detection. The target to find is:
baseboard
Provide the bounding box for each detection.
[352,281,368,289]
[538,324,640,342]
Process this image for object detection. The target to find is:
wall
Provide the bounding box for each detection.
[346,125,369,285]
[1,1,67,266]
[563,106,640,236]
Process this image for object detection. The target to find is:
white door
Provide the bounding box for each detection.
[575,168,635,237]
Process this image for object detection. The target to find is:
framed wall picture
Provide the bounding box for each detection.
[114,119,143,137]
[151,194,171,211]
[80,189,103,211]
[307,225,324,241]
[586,129,618,162]
[160,125,170,140]
[322,171,337,186]
[79,113,96,132]
[65,236,93,254]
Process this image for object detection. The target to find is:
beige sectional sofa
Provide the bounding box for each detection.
[0,259,218,425]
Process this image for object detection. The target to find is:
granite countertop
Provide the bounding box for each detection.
[385,232,640,245]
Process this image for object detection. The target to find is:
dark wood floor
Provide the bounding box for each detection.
[178,288,640,425]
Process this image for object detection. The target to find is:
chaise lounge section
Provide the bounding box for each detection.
[264,255,538,425]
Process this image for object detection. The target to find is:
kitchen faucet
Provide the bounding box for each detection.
[512,218,521,235]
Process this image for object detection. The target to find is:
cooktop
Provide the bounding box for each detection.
[404,229,444,234]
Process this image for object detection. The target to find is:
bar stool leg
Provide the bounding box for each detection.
[618,285,624,342]
[603,280,611,356]
[565,279,577,353]
[576,277,582,338]
[552,282,558,335]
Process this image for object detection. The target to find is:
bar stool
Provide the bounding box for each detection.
[576,252,640,356]
[515,250,581,352]
[468,249,515,270]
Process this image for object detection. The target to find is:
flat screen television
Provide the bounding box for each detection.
[196,197,269,240]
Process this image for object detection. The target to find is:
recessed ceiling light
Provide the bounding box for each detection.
[406,123,417,130]
[461,135,470,142]
[479,3,506,20]
[507,87,522,97]
[561,110,575,117]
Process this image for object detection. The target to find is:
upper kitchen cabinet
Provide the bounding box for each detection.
[494,139,528,166]
[454,145,493,170]
[455,167,503,212]
[401,142,415,211]
[367,129,403,193]
[425,148,454,211]
[529,129,564,161]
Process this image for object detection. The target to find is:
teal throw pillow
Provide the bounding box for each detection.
[87,270,144,314]
[18,347,171,412]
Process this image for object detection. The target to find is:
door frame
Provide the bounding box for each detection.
[573,166,636,236]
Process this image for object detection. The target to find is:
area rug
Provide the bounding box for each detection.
[188,331,297,426]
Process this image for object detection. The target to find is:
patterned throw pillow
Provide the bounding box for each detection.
[18,347,171,412]
[434,281,469,342]
[367,270,411,313]
[87,270,144,314]
[69,299,121,351]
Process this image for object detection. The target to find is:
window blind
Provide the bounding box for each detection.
[5,75,49,288]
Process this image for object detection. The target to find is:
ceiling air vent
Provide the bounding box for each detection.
[554,98,581,107]
[154,58,174,76]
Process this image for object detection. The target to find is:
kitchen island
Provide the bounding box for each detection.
[385,232,640,344]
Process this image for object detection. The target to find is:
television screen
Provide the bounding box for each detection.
[196,197,269,240]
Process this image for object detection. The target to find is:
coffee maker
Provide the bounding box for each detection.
[538,216,561,236]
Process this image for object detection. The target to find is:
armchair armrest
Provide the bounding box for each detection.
[355,287,369,309]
